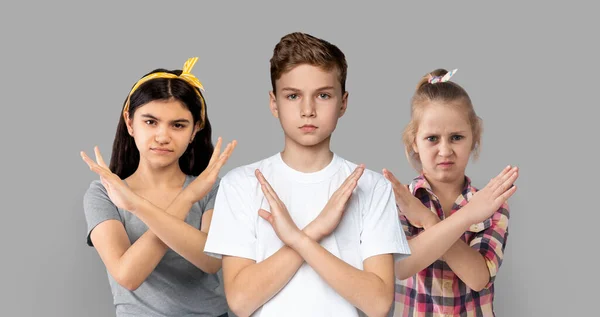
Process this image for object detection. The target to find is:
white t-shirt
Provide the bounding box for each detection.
[204,153,411,317]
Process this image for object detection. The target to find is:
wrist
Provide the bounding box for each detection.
[129,194,148,215]
[453,206,477,230]
[179,188,198,205]
[303,221,324,241]
[288,229,310,251]
[422,213,441,230]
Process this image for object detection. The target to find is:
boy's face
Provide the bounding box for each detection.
[269,64,348,148]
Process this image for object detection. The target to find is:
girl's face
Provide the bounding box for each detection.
[126,99,198,170]
[413,102,473,184]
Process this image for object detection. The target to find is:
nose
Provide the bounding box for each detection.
[438,140,453,157]
[155,126,171,144]
[300,98,316,118]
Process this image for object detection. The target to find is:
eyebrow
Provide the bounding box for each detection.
[421,130,468,135]
[280,86,336,92]
[140,113,191,124]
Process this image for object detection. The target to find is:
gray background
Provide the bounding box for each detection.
[1,1,596,316]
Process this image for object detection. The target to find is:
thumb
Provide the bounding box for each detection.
[258,209,274,224]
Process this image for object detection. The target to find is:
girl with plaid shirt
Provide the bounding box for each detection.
[383,69,518,316]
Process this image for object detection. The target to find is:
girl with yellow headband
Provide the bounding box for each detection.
[80,57,236,317]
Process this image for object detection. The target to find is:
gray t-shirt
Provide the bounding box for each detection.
[83,175,228,317]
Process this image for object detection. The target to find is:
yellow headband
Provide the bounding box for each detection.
[123,57,206,130]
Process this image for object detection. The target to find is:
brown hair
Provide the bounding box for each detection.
[270,32,347,94]
[402,69,483,171]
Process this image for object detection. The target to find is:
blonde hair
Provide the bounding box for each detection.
[402,69,483,171]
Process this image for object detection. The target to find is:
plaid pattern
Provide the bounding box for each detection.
[393,174,510,317]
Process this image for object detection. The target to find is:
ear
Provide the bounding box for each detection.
[412,141,419,154]
[269,91,279,118]
[339,91,349,118]
[124,112,134,136]
[190,121,201,143]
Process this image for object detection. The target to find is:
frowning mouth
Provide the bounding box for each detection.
[150,148,174,154]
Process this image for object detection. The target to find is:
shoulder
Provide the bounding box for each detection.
[220,155,276,189]
[84,179,110,201]
[337,156,390,195]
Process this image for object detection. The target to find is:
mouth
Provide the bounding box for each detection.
[150,148,174,154]
[299,124,317,132]
[437,161,454,168]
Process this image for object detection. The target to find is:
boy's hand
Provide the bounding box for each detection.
[255,169,303,247]
[311,164,365,239]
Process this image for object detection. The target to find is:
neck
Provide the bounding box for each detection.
[424,173,465,200]
[280,135,333,173]
[128,161,186,189]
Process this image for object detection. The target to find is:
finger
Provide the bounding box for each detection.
[494,168,519,197]
[259,184,280,211]
[340,179,358,202]
[220,140,237,160]
[490,165,513,186]
[94,146,109,169]
[340,164,364,192]
[209,142,232,172]
[382,169,406,195]
[331,166,361,200]
[492,168,519,197]
[497,184,517,202]
[258,209,274,225]
[352,164,365,181]
[80,151,96,169]
[487,166,512,192]
[255,170,281,204]
[215,140,237,168]
[382,168,402,187]
[81,151,107,174]
[208,137,223,166]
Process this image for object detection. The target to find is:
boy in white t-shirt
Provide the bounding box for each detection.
[204,32,411,317]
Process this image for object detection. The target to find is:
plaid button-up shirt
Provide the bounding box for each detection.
[393,175,510,317]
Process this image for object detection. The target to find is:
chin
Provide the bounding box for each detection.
[438,170,465,183]
[145,157,179,169]
[287,133,330,148]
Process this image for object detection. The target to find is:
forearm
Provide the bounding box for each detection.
[112,232,169,290]
[396,207,473,280]
[441,239,491,291]
[111,194,193,290]
[290,234,394,317]
[131,193,221,273]
[226,224,322,317]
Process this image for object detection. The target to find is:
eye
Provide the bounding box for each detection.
[287,94,298,100]
[451,135,464,141]
[318,93,331,100]
[173,123,187,129]
[145,120,157,125]
[426,136,438,142]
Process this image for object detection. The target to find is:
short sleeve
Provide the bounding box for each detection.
[469,203,510,289]
[204,177,257,261]
[398,212,421,239]
[360,179,412,262]
[83,180,123,247]
[199,177,221,213]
